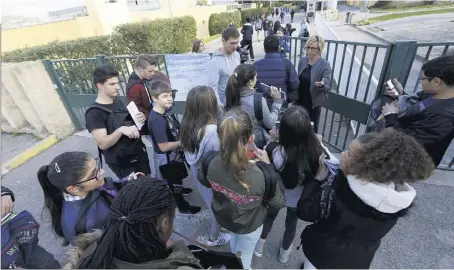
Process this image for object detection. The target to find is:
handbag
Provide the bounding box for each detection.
[159,151,188,186]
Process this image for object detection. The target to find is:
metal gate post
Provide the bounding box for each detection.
[378,41,418,98]
[95,55,107,66]
[42,59,82,130]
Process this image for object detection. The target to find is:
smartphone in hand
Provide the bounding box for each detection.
[275,121,280,130]
[386,80,399,97]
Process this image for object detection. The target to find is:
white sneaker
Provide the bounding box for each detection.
[254,238,266,257]
[197,232,231,247]
[279,244,293,263]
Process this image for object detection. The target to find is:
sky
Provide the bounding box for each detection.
[1,0,85,17]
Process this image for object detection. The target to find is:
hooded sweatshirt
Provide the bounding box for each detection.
[297,171,415,269]
[184,125,220,207]
[208,49,241,105]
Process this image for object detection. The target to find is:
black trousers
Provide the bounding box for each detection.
[261,207,298,250]
[242,39,254,60]
[109,151,151,179]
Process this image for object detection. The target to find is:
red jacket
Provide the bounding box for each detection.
[126,70,170,119]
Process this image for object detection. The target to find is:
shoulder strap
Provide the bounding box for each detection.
[74,191,101,235]
[201,151,219,178]
[283,58,290,82]
[254,161,277,208]
[265,142,279,164]
[254,93,263,122]
[85,104,114,116]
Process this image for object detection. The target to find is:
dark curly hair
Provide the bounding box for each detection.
[349,128,435,183]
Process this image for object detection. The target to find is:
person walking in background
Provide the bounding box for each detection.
[208,27,241,105]
[255,17,263,42]
[280,10,285,24]
[254,35,299,104]
[180,86,231,247]
[254,106,331,264]
[273,21,282,36]
[276,7,279,18]
[297,128,435,269]
[299,16,310,38]
[271,8,275,18]
[290,9,295,23]
[225,64,283,149]
[262,16,269,39]
[241,17,255,61]
[295,35,332,133]
[285,23,296,36]
[198,108,285,269]
[191,39,204,53]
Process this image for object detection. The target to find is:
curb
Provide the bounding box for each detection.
[1,135,58,176]
[352,24,390,44]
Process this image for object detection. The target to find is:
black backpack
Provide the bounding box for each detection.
[85,105,145,166]
[200,151,278,208]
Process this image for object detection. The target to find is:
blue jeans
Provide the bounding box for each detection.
[230,225,263,269]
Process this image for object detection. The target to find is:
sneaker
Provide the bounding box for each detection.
[179,205,201,214]
[254,238,266,257]
[278,244,293,263]
[198,232,231,247]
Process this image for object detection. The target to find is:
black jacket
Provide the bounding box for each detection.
[241,23,254,41]
[385,92,454,166]
[297,171,414,269]
[1,186,15,201]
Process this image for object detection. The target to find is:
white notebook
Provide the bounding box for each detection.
[126,101,144,130]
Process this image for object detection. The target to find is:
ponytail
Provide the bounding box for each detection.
[219,108,253,192]
[37,165,64,237]
[225,64,257,111]
[225,73,242,111]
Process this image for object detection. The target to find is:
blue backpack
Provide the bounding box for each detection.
[1,211,40,269]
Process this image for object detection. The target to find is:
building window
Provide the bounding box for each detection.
[126,0,161,11]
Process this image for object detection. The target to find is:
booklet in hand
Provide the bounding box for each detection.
[126,101,144,130]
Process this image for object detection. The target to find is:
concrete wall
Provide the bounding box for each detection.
[1,61,75,139]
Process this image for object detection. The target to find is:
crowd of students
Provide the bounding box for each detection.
[2,24,453,269]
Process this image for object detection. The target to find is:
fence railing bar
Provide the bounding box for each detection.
[442,45,450,56]
[423,46,433,61]
[345,45,357,97]
[337,44,348,93]
[322,108,329,138]
[417,41,454,47]
[375,44,393,99]
[334,114,344,146]
[342,119,352,150]
[326,42,331,63]
[363,47,379,103]
[327,111,337,143]
[288,37,293,62]
[330,43,339,89]
[293,39,298,65]
[354,46,367,100]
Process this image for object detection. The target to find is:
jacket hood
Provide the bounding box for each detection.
[347,175,416,214]
[185,124,219,166]
[63,230,202,269]
[63,230,103,269]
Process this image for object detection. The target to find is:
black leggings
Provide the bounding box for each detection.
[261,207,298,250]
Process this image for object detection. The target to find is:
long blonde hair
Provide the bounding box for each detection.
[218,108,253,192]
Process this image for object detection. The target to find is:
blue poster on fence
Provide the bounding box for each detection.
[165,54,212,102]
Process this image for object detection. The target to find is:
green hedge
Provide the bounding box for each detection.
[2,16,196,62]
[208,10,241,36]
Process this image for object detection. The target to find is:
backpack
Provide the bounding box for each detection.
[200,151,278,208]
[85,105,145,166]
[255,21,262,31]
[1,211,40,269]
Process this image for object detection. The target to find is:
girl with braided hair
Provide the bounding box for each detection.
[64,176,203,269]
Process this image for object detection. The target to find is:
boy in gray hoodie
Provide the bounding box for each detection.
[208,27,241,105]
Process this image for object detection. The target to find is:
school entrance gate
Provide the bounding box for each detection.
[44,38,454,167]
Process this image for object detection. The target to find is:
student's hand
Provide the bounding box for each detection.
[382,101,400,116]
[136,112,146,124]
[270,86,282,100]
[166,239,175,248]
[120,126,140,139]
[1,195,14,218]
[316,134,323,145]
[269,128,279,141]
[314,154,329,181]
[315,81,325,88]
[384,78,404,98]
[127,172,145,181]
[254,149,271,164]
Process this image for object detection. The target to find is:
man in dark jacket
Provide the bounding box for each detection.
[241,17,254,61]
[253,35,299,103]
[290,9,295,23]
[126,54,170,122]
[382,55,454,167]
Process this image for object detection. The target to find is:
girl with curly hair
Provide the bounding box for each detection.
[297,128,435,269]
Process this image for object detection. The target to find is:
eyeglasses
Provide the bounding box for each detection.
[306,46,319,51]
[419,76,433,82]
[78,158,102,185]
